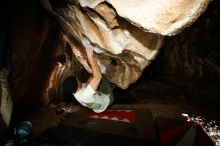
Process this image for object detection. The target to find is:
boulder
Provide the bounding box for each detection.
[41,0,211,89]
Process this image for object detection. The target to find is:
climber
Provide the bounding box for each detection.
[62,39,113,113]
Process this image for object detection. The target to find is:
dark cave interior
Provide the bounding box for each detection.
[0,0,220,145]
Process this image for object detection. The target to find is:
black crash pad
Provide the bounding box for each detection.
[31,109,159,146]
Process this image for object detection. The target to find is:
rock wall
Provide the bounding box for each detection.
[9,0,213,110]
[9,0,64,108]
[78,0,211,36]
[41,0,211,89]
[153,0,220,87]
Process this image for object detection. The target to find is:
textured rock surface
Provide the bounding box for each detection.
[41,0,211,89]
[9,0,213,110]
[79,0,211,36]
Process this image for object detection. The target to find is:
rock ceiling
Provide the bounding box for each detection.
[41,0,211,89]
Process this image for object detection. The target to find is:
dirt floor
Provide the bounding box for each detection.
[9,75,220,145]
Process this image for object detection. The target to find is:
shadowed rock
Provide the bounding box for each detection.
[41,0,211,89]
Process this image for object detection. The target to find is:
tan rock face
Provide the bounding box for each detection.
[79,0,211,35]
[41,0,211,89]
